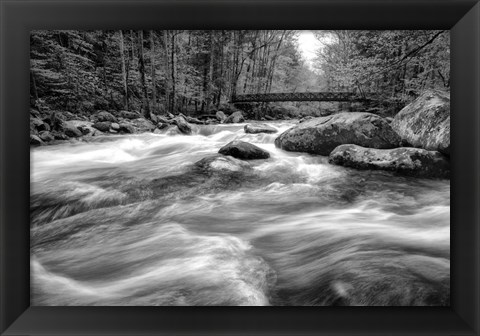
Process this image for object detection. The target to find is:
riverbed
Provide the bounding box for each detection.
[30,120,450,306]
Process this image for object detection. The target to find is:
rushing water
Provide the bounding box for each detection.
[30,121,450,306]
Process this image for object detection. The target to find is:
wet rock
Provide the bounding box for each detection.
[96,111,117,122]
[275,112,401,156]
[30,134,43,146]
[299,116,314,123]
[329,144,449,179]
[119,123,135,134]
[93,121,112,132]
[265,115,275,121]
[172,116,192,135]
[110,122,120,131]
[224,111,245,124]
[219,140,270,160]
[216,111,227,122]
[391,90,450,155]
[194,154,251,173]
[38,131,54,142]
[244,123,277,134]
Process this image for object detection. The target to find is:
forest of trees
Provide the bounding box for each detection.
[314,30,450,111]
[30,30,449,119]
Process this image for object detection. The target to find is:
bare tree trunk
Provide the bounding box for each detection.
[163,30,170,114]
[119,30,129,110]
[170,30,176,114]
[138,30,151,119]
[150,30,157,114]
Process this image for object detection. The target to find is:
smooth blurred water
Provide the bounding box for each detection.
[30,121,450,306]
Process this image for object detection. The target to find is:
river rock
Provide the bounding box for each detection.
[244,123,277,134]
[224,111,245,124]
[63,120,96,137]
[96,111,117,122]
[119,110,141,119]
[30,134,43,145]
[38,131,54,142]
[119,123,135,134]
[216,111,227,122]
[329,144,449,178]
[186,116,204,125]
[391,90,450,155]
[274,112,401,156]
[157,116,171,124]
[110,122,120,131]
[194,154,251,173]
[172,116,192,135]
[157,122,169,129]
[130,118,156,132]
[219,140,270,160]
[93,121,112,132]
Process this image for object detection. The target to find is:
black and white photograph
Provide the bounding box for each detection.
[30,30,450,306]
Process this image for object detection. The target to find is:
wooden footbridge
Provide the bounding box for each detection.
[231,92,369,103]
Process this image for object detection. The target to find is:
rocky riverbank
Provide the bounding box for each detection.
[30,90,450,179]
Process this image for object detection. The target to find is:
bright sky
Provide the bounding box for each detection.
[297,30,333,71]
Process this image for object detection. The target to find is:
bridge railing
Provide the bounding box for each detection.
[231,92,369,103]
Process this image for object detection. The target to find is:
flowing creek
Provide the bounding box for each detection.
[30,120,450,306]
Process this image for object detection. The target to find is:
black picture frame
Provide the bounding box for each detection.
[1,0,479,335]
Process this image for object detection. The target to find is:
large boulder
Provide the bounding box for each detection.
[274,112,401,156]
[244,123,277,134]
[391,90,450,155]
[172,116,192,135]
[216,111,227,122]
[194,154,251,173]
[218,140,270,160]
[93,121,112,132]
[224,111,245,124]
[329,144,450,179]
[96,111,117,123]
[130,118,156,132]
[119,123,135,134]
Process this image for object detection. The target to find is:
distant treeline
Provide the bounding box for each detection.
[30,30,318,118]
[30,30,449,119]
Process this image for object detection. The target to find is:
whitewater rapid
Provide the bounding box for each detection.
[30,121,450,306]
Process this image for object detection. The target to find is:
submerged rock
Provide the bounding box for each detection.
[194,154,251,173]
[224,111,245,124]
[244,123,277,134]
[275,112,401,156]
[391,90,450,155]
[219,140,270,160]
[329,144,449,178]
